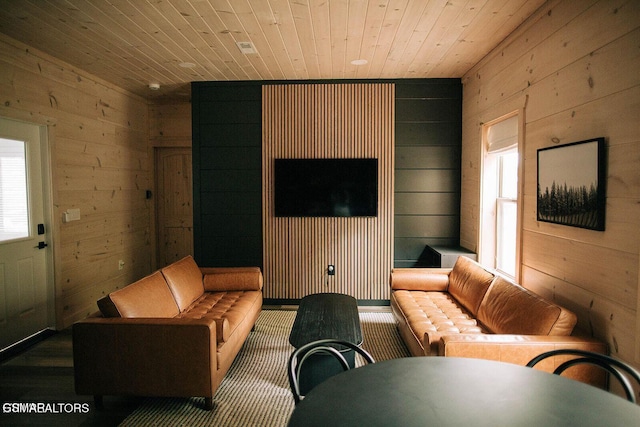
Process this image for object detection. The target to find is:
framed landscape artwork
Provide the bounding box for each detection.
[537,137,606,231]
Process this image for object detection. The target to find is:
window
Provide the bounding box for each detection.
[495,151,518,276]
[0,138,29,242]
[480,115,519,279]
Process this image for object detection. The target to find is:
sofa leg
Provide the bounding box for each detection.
[204,397,213,410]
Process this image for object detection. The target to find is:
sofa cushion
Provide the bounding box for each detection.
[390,268,449,291]
[98,271,180,318]
[392,290,486,355]
[204,268,263,292]
[178,290,263,343]
[161,256,205,312]
[477,276,577,335]
[447,256,495,316]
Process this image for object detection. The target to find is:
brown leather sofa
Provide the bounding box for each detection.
[73,255,263,409]
[391,256,607,386]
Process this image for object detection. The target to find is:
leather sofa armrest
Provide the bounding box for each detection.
[390,268,452,291]
[439,334,608,387]
[200,266,261,275]
[73,317,218,397]
[439,334,607,360]
[201,267,263,291]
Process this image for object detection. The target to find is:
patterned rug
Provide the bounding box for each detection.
[120,309,409,426]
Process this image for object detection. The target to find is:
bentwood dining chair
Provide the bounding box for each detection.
[526,349,640,403]
[287,339,375,404]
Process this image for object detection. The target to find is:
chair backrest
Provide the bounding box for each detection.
[526,349,640,403]
[287,339,375,404]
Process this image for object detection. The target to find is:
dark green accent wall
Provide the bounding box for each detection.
[191,79,461,270]
[394,80,462,268]
[192,82,263,267]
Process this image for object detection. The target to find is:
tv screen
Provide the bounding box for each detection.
[274,158,378,217]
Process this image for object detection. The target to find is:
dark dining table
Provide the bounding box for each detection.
[287,357,640,427]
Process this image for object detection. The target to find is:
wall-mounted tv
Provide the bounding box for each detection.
[274,158,378,217]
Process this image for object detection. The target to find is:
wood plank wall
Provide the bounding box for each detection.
[149,103,192,149]
[460,0,640,366]
[0,33,152,329]
[262,83,394,300]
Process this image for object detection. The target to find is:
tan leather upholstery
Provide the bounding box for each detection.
[390,256,607,386]
[448,256,495,316]
[98,271,179,318]
[440,334,607,387]
[391,290,485,355]
[161,255,205,312]
[390,268,450,291]
[74,317,217,398]
[477,276,576,335]
[203,268,263,291]
[73,257,263,408]
[178,290,263,345]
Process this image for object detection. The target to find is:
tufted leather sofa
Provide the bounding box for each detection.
[73,255,262,409]
[391,256,607,386]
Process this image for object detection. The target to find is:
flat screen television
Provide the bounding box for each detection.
[274,158,378,217]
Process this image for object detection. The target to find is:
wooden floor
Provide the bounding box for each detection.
[0,329,140,426]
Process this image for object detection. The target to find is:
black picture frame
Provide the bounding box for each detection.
[537,137,606,231]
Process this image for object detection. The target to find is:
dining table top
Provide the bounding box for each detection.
[287,356,640,427]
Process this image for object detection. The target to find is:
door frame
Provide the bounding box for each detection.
[0,113,57,333]
[37,123,56,329]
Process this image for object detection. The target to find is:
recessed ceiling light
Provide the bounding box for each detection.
[179,62,196,68]
[350,59,368,66]
[236,41,258,54]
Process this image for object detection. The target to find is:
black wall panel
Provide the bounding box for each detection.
[192,79,462,270]
[192,82,263,267]
[394,79,462,268]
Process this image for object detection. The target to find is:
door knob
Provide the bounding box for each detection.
[36,241,48,249]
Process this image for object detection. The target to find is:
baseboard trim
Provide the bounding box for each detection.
[263,298,390,307]
[0,328,57,363]
[357,299,391,306]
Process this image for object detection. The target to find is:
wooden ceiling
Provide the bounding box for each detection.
[0,0,546,100]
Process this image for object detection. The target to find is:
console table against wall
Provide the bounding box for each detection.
[422,245,476,268]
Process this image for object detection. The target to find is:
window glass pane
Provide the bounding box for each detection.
[499,152,518,199]
[0,138,29,242]
[496,199,517,277]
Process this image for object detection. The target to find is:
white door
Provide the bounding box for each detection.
[0,118,52,350]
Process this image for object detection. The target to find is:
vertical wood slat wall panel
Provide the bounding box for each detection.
[262,83,394,300]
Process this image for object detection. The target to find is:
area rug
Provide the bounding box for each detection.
[120,309,409,426]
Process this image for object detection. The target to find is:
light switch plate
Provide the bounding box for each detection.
[64,208,81,222]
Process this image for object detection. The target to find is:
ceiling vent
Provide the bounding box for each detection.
[236,41,258,54]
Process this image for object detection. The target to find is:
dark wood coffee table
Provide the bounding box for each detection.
[289,293,362,394]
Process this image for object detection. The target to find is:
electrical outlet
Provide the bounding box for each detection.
[118,260,125,270]
[327,264,335,276]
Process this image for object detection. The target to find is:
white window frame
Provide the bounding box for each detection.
[0,138,30,242]
[495,150,518,277]
[479,112,523,281]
